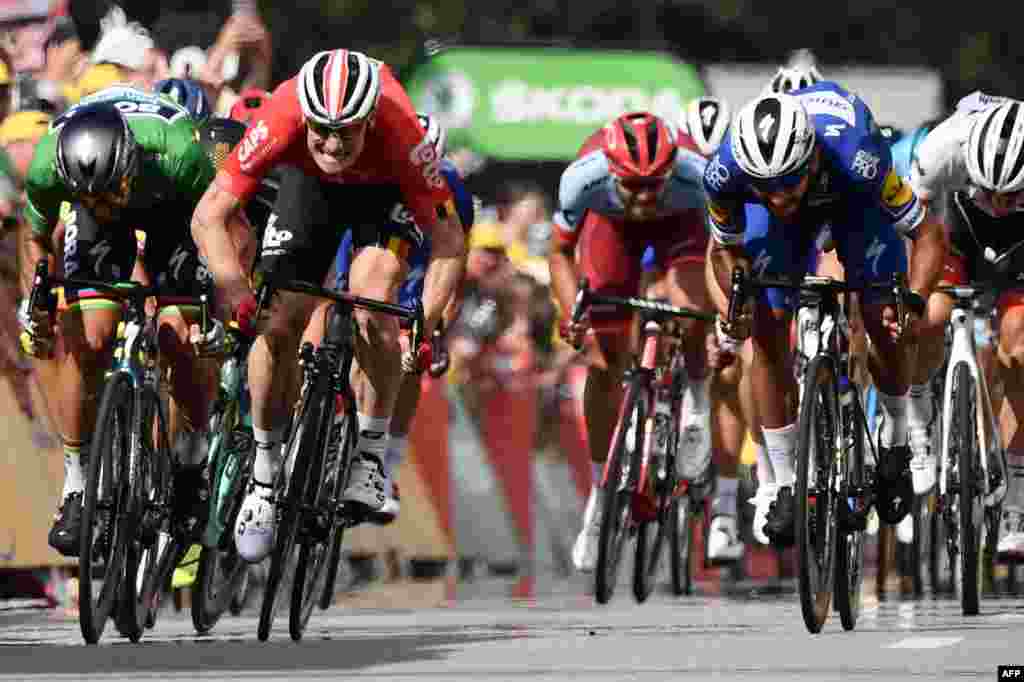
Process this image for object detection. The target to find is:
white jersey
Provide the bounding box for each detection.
[910,90,1014,219]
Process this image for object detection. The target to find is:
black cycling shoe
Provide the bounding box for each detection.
[764,485,796,547]
[48,492,83,557]
[173,463,210,536]
[875,445,913,525]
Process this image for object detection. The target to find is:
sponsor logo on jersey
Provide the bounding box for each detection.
[238,120,270,168]
[797,91,857,127]
[851,149,880,180]
[409,135,445,190]
[704,155,730,192]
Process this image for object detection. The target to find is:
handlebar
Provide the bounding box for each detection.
[569,277,715,327]
[255,277,426,362]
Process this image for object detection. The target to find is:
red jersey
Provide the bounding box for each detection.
[220,64,454,230]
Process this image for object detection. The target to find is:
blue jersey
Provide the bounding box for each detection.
[703,81,925,246]
[334,159,474,302]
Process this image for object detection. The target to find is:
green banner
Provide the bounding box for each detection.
[405,46,705,161]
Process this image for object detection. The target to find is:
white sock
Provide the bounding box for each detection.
[754,440,775,487]
[253,426,285,487]
[908,382,933,428]
[682,373,711,421]
[356,413,390,465]
[877,390,909,448]
[62,441,88,499]
[385,432,408,479]
[591,461,603,487]
[713,477,739,517]
[763,423,798,487]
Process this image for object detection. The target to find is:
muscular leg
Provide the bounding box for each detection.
[157,309,218,466]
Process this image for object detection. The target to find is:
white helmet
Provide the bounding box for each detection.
[766,64,823,95]
[731,93,816,179]
[683,95,730,157]
[965,100,1024,193]
[297,49,381,127]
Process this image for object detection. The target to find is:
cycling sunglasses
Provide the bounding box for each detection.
[305,118,366,139]
[615,170,672,194]
[748,159,811,194]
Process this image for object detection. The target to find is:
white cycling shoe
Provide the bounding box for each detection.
[234,484,276,563]
[749,483,777,546]
[572,487,606,572]
[997,506,1024,560]
[707,515,744,564]
[896,513,914,545]
[343,454,388,510]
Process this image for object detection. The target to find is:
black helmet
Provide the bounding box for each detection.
[55,102,139,196]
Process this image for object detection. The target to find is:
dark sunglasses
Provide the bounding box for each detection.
[749,159,811,194]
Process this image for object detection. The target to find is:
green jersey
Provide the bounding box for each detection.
[24,86,215,239]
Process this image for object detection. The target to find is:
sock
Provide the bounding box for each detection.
[62,439,88,499]
[1009,451,1024,508]
[754,440,775,487]
[877,390,909,448]
[592,461,603,487]
[908,382,934,429]
[682,374,711,421]
[356,413,390,466]
[252,426,285,487]
[763,423,798,487]
[383,432,408,496]
[713,476,739,517]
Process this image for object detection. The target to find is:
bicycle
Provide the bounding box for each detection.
[191,320,256,633]
[726,269,920,633]
[252,278,424,642]
[568,279,714,604]
[934,283,1008,615]
[25,259,214,644]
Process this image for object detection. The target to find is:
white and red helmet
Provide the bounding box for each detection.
[297,49,381,127]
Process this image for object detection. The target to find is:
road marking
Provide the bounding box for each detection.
[887,636,963,649]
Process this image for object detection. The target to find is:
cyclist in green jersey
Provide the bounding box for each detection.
[16,85,240,557]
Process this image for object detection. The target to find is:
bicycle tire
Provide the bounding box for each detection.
[130,386,176,635]
[79,373,133,645]
[594,380,647,605]
[257,385,319,642]
[795,355,839,634]
[929,491,952,596]
[669,497,693,596]
[835,387,867,631]
[193,428,253,633]
[633,418,670,603]
[289,389,336,641]
[319,412,357,611]
[952,362,983,615]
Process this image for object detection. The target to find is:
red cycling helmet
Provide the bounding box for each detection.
[228,88,271,124]
[602,112,677,180]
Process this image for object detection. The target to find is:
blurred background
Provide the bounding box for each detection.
[0,0,1006,606]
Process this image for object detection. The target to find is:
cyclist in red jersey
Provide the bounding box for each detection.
[190,49,465,563]
[549,112,717,571]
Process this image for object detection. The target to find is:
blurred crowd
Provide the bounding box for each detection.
[0,1,574,455]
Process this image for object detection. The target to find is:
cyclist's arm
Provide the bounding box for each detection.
[191,172,251,314]
[705,197,749,316]
[421,210,466,335]
[907,210,946,299]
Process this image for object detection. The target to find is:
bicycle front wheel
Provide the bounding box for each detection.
[835,388,867,631]
[951,362,983,616]
[319,411,358,611]
[795,355,839,634]
[594,380,647,605]
[79,374,134,644]
[669,497,693,596]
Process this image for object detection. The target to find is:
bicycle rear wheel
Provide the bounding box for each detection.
[835,389,867,630]
[951,362,983,615]
[319,411,357,611]
[795,355,839,634]
[289,390,336,641]
[594,380,647,605]
[633,434,671,603]
[669,497,693,596]
[257,384,320,642]
[79,374,134,645]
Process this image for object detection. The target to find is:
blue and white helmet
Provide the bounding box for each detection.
[154,78,212,124]
[732,93,816,179]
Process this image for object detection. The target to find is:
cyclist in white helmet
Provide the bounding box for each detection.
[683,95,731,158]
[191,49,466,563]
[705,84,946,547]
[765,63,824,95]
[906,94,1024,559]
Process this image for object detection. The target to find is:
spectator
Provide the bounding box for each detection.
[495,180,551,272]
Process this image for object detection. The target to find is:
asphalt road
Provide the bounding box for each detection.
[0,572,1019,682]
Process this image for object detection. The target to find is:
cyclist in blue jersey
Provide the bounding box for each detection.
[706,83,947,546]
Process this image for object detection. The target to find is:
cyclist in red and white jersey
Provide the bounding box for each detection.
[549,112,735,570]
[191,49,465,563]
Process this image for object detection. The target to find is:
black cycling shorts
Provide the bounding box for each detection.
[256,166,424,286]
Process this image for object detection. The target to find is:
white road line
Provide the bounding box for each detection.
[887,636,963,649]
